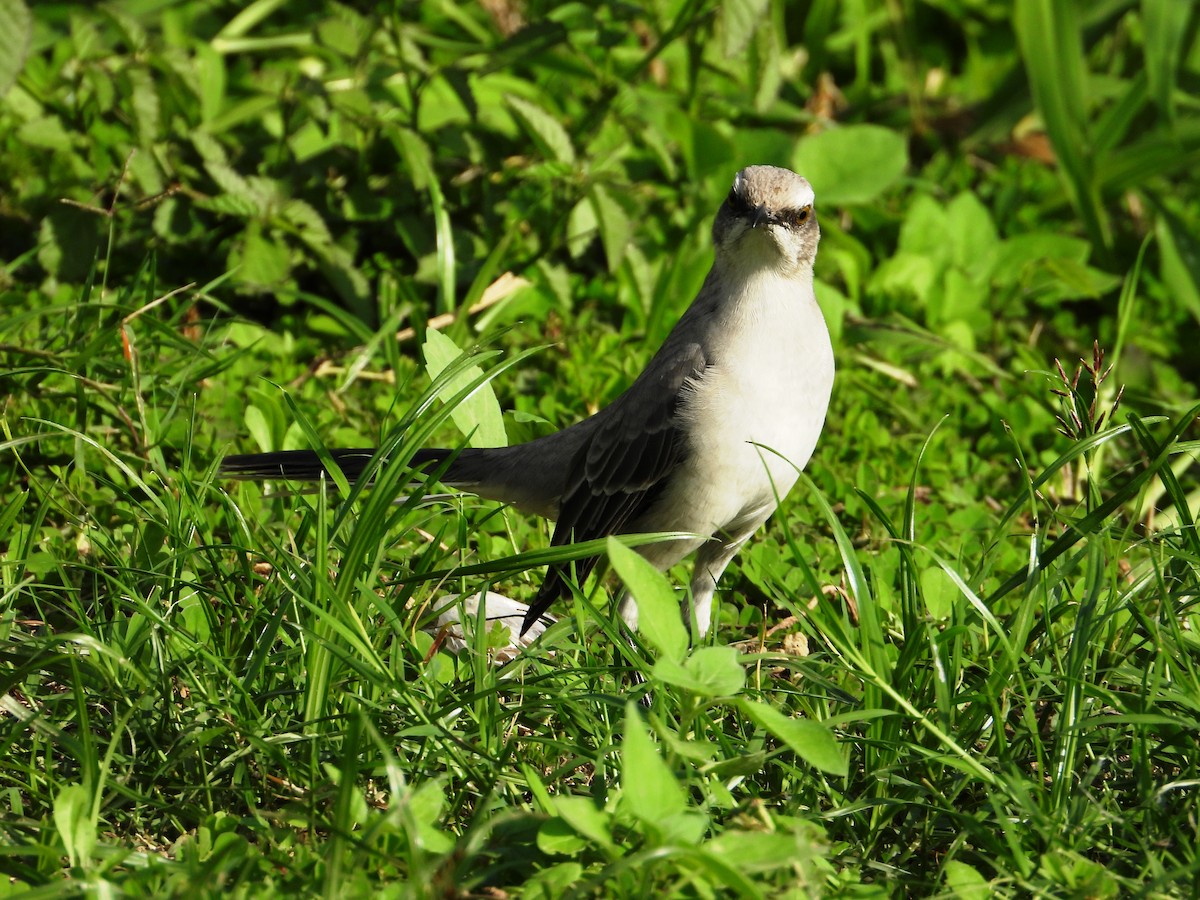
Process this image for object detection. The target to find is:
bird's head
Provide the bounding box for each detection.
[712,166,819,277]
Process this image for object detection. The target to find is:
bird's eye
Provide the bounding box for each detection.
[785,207,811,227]
[727,188,748,212]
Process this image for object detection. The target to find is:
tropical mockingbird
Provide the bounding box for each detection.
[222,165,834,636]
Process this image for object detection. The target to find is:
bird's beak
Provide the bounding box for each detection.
[751,205,773,229]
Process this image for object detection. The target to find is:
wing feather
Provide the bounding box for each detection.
[522,342,707,630]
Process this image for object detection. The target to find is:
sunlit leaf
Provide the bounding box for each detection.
[738,699,847,776]
[793,125,908,206]
[621,702,687,822]
[422,330,507,448]
[507,94,576,164]
[0,0,32,97]
[607,537,686,660]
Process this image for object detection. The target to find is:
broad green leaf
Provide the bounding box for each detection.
[607,537,686,660]
[656,811,709,845]
[53,783,95,868]
[621,702,687,822]
[234,224,291,289]
[177,579,211,643]
[652,714,720,762]
[422,330,507,448]
[920,565,957,619]
[738,699,847,776]
[870,253,938,304]
[792,125,907,206]
[991,233,1091,286]
[0,0,31,97]
[653,645,744,696]
[408,781,454,853]
[553,796,614,849]
[17,116,71,151]
[707,751,768,780]
[243,405,273,453]
[537,819,588,855]
[896,194,950,258]
[685,645,745,695]
[315,242,372,319]
[708,827,820,872]
[1028,257,1121,304]
[944,193,998,274]
[524,862,585,895]
[943,860,991,898]
[507,94,575,164]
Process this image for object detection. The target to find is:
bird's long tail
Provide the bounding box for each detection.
[219,447,450,482]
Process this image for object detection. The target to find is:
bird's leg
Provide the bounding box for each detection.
[617,590,639,630]
[688,526,762,636]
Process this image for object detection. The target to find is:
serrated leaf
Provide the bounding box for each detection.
[738,699,847,776]
[17,116,71,151]
[199,192,262,218]
[391,126,433,190]
[233,223,291,289]
[0,0,32,97]
[720,0,769,57]
[621,702,687,822]
[567,197,598,259]
[607,537,686,660]
[126,66,160,146]
[507,94,575,164]
[312,242,371,316]
[589,183,631,272]
[281,198,333,246]
[793,125,908,206]
[193,41,225,124]
[422,330,507,448]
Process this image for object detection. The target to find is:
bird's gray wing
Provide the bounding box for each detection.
[522,342,708,631]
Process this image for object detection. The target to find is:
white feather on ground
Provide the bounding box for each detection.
[428,591,554,663]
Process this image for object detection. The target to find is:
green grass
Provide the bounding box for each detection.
[3,0,1200,896]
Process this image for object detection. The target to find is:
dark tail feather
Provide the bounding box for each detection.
[522,555,602,634]
[220,447,450,482]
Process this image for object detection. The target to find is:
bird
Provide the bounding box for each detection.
[221,165,834,637]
